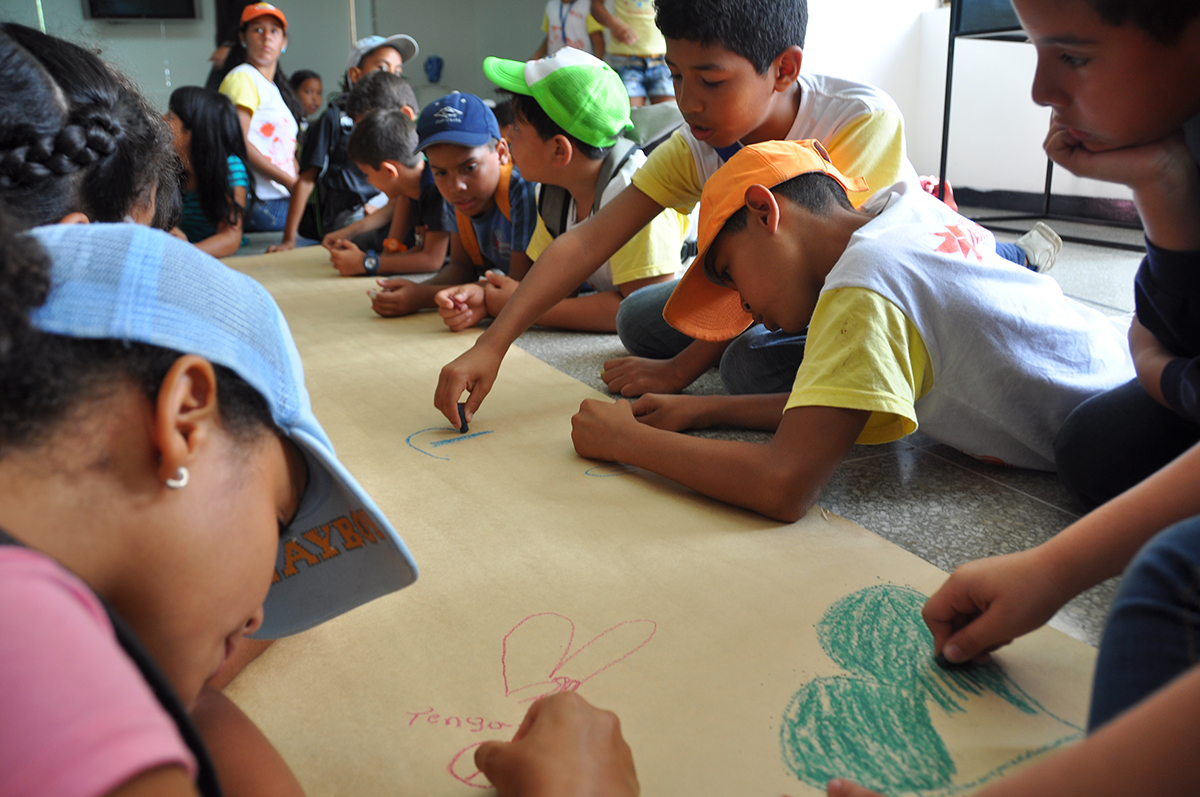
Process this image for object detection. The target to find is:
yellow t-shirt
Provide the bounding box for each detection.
[784,287,933,445]
[218,69,259,113]
[525,151,686,290]
[607,0,666,57]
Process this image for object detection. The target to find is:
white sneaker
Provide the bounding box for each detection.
[1015,221,1062,272]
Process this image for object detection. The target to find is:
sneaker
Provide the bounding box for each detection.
[1015,221,1062,272]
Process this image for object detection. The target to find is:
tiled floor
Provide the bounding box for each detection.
[241,211,1145,647]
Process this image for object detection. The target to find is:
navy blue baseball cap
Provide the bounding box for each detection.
[416,91,500,153]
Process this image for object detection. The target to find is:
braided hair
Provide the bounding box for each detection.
[0,24,177,230]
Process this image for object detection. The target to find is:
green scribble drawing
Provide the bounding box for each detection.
[780,585,1083,795]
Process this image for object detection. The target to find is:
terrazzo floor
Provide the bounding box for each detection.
[241,209,1145,647]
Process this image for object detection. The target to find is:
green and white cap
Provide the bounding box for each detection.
[483,47,632,148]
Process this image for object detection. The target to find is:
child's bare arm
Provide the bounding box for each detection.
[191,686,305,797]
[571,400,868,522]
[379,230,450,274]
[630,392,790,432]
[435,186,665,425]
[924,440,1200,664]
[195,186,249,259]
[590,30,605,60]
[589,0,637,44]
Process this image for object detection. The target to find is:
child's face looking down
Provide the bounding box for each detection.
[425,140,508,218]
[1013,0,1200,151]
[705,187,820,336]
[665,38,800,150]
[297,77,323,116]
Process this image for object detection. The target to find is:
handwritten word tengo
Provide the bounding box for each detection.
[405,707,515,734]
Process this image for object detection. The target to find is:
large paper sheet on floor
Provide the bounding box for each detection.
[224,248,1095,796]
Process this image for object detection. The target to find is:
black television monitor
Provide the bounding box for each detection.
[83,0,199,20]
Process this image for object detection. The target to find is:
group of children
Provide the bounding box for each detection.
[1,0,1199,794]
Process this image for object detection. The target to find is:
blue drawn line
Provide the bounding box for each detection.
[406,427,494,461]
[430,431,494,447]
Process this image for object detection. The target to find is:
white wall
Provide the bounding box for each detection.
[0,0,1130,199]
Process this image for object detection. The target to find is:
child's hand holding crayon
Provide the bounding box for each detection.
[474,692,638,797]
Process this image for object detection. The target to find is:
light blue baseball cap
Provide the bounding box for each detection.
[27,223,418,638]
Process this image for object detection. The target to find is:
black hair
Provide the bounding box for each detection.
[0,23,177,230]
[1086,0,1200,43]
[492,97,514,130]
[346,107,420,169]
[153,155,185,232]
[344,71,418,120]
[219,35,305,126]
[289,68,321,92]
[503,91,610,161]
[707,172,852,279]
[169,86,256,231]
[654,0,807,73]
[0,207,276,456]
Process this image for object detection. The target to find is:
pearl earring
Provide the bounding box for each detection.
[166,467,189,489]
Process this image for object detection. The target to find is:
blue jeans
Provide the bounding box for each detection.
[995,241,1025,267]
[245,197,290,232]
[1089,515,1200,730]
[615,279,805,394]
[609,54,674,100]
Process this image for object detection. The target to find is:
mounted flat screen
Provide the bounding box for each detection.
[84,0,199,20]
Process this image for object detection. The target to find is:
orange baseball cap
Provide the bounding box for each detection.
[241,2,287,29]
[663,139,869,341]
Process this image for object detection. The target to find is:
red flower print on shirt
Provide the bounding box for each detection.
[259,122,275,138]
[932,223,986,261]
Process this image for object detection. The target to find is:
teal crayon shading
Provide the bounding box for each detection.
[779,585,1083,795]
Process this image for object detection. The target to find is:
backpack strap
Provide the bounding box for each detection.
[591,138,638,218]
[537,183,572,240]
[538,139,639,241]
[456,160,514,267]
[0,528,224,797]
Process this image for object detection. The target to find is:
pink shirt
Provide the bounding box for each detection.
[0,546,197,797]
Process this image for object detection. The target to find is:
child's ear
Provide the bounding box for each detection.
[743,184,781,234]
[152,355,220,486]
[772,45,803,92]
[346,65,362,86]
[382,161,402,179]
[400,105,417,121]
[550,134,573,167]
[495,137,511,166]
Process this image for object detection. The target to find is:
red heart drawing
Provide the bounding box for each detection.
[501,612,657,704]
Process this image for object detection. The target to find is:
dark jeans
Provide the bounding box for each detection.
[1089,515,1200,730]
[1055,379,1200,509]
[615,279,805,395]
[244,197,290,232]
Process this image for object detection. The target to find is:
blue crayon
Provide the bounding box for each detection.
[458,403,469,433]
